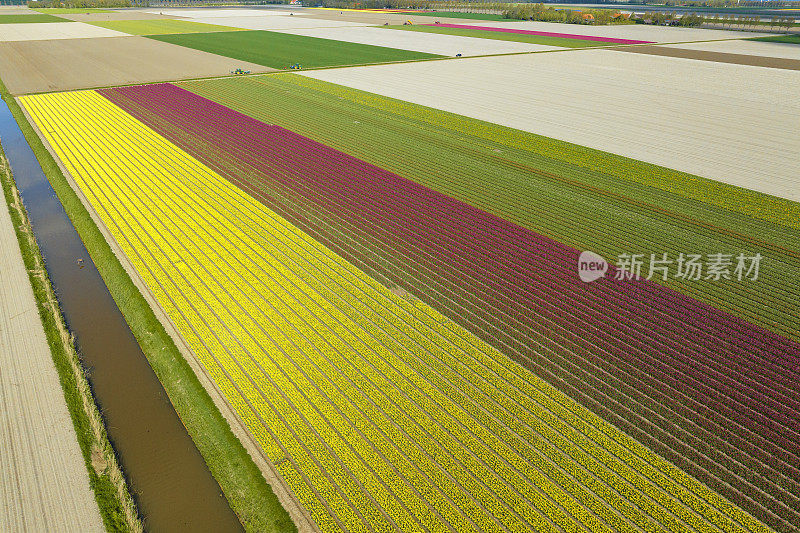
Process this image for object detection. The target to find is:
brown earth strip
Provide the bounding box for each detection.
[609,44,800,70]
[0,36,273,95]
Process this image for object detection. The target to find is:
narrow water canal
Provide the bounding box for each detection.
[0,99,243,532]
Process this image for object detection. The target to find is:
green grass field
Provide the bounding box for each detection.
[0,14,67,23]
[751,34,800,44]
[89,19,244,36]
[148,30,443,69]
[411,11,508,21]
[388,24,609,48]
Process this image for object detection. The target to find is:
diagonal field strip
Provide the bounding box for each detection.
[388,24,610,48]
[270,26,563,56]
[611,44,800,71]
[418,23,654,44]
[21,88,773,533]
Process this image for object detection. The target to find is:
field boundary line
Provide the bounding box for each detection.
[17,96,317,533]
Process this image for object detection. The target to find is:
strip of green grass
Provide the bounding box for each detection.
[148,30,443,69]
[387,24,607,47]
[751,34,800,44]
[0,13,67,23]
[1,77,295,533]
[411,11,508,21]
[89,19,244,35]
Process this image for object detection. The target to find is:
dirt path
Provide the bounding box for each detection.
[0,154,103,532]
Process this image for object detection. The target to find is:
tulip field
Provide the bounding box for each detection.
[19,74,798,533]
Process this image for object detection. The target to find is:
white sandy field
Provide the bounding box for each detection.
[0,22,128,42]
[144,8,301,18]
[302,49,800,201]
[185,14,369,30]
[0,167,103,531]
[665,39,800,60]
[273,26,563,56]
[457,20,771,43]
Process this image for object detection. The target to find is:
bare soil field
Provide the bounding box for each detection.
[0,158,103,533]
[613,44,800,70]
[59,12,170,22]
[0,7,33,16]
[185,14,370,30]
[302,49,800,200]
[298,10,493,26]
[665,38,800,60]
[456,19,772,42]
[0,36,273,94]
[0,21,127,41]
[273,26,562,56]
[146,8,300,18]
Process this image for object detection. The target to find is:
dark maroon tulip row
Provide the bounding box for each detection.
[99,83,800,525]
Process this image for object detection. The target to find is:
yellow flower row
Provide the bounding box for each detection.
[20,88,772,533]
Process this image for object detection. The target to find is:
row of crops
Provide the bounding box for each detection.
[19,78,796,533]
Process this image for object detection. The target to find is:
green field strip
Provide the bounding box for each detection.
[146,30,443,70]
[0,13,67,23]
[179,75,800,344]
[751,34,800,44]
[88,19,246,36]
[409,11,509,21]
[387,24,610,47]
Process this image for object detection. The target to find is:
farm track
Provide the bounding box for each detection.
[145,78,798,528]
[21,89,774,533]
